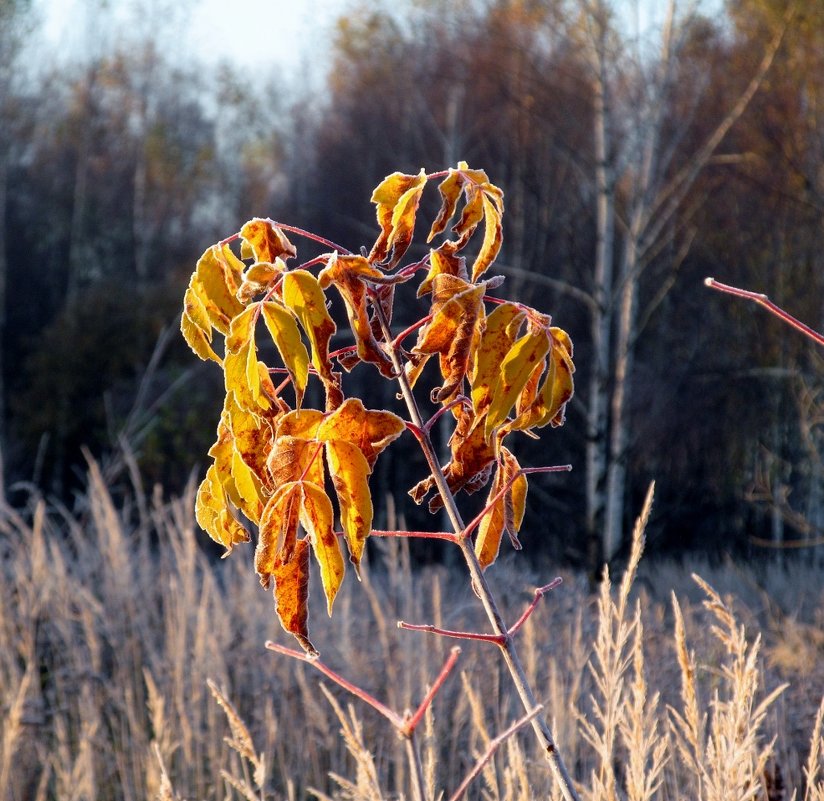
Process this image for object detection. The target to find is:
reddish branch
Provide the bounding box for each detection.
[705,277,824,348]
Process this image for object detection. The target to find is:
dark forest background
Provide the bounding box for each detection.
[1,0,823,569]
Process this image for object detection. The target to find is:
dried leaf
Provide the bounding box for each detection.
[261,300,310,407]
[368,170,427,266]
[256,482,302,584]
[271,538,316,655]
[195,464,250,555]
[417,242,469,297]
[324,439,372,569]
[268,434,325,490]
[472,193,504,281]
[301,482,344,614]
[318,253,394,376]
[240,218,297,263]
[315,398,405,469]
[484,324,551,440]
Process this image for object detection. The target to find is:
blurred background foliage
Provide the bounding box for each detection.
[1,0,823,568]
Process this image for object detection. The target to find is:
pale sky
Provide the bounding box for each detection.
[33,0,352,76]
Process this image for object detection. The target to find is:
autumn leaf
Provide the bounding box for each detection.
[414,276,486,403]
[261,300,310,407]
[368,169,427,267]
[484,321,551,440]
[475,448,527,569]
[224,393,277,492]
[324,439,372,570]
[470,301,526,416]
[271,538,316,655]
[426,162,505,280]
[315,398,405,469]
[508,326,575,431]
[410,404,496,511]
[181,244,246,362]
[195,464,250,555]
[223,303,273,414]
[239,218,297,263]
[238,258,287,304]
[417,242,469,297]
[268,433,325,490]
[207,416,264,524]
[301,482,344,614]
[282,269,342,408]
[318,253,395,377]
[256,481,303,584]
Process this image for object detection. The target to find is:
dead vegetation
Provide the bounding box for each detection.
[1,464,822,800]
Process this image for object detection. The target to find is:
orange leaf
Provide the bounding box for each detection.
[414,277,486,403]
[318,253,394,376]
[324,439,372,570]
[470,301,526,417]
[240,218,297,263]
[471,193,503,281]
[315,398,405,469]
[300,482,344,614]
[271,538,316,655]
[417,242,469,297]
[238,258,287,304]
[268,433,325,489]
[427,168,464,242]
[256,481,302,585]
[368,170,427,267]
[474,447,527,569]
[484,323,551,440]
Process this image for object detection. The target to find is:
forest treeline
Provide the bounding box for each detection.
[1,0,822,569]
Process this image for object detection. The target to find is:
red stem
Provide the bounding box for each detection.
[400,647,461,737]
[705,277,824,348]
[265,219,352,255]
[397,621,504,645]
[507,578,563,638]
[424,396,470,434]
[265,641,404,728]
[392,314,433,348]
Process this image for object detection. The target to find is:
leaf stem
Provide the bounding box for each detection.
[400,647,461,737]
[396,621,504,645]
[705,277,824,348]
[265,219,352,255]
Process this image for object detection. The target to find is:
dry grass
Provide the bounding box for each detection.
[1,465,823,800]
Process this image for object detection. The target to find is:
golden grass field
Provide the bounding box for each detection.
[2,463,823,800]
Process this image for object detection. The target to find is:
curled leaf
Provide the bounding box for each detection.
[195,464,250,555]
[240,218,297,263]
[256,481,303,584]
[301,482,344,614]
[368,169,427,267]
[271,537,316,655]
[261,300,310,407]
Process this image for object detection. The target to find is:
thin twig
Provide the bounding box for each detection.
[264,642,404,729]
[508,578,564,638]
[401,647,462,737]
[447,705,545,801]
[397,621,504,645]
[705,277,824,348]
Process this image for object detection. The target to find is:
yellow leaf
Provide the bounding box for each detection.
[368,170,427,266]
[503,448,528,533]
[324,439,372,569]
[470,301,525,416]
[225,303,258,353]
[271,537,316,655]
[238,258,287,303]
[417,243,469,297]
[239,218,297,263]
[484,326,551,439]
[427,168,464,242]
[180,309,221,364]
[261,301,310,407]
[256,482,302,586]
[315,398,405,469]
[471,193,503,281]
[195,464,250,555]
[224,393,276,491]
[475,462,506,570]
[183,284,212,332]
[282,270,337,386]
[231,447,262,524]
[300,482,344,614]
[192,245,245,334]
[276,408,324,439]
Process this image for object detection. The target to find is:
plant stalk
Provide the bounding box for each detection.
[375,302,581,801]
